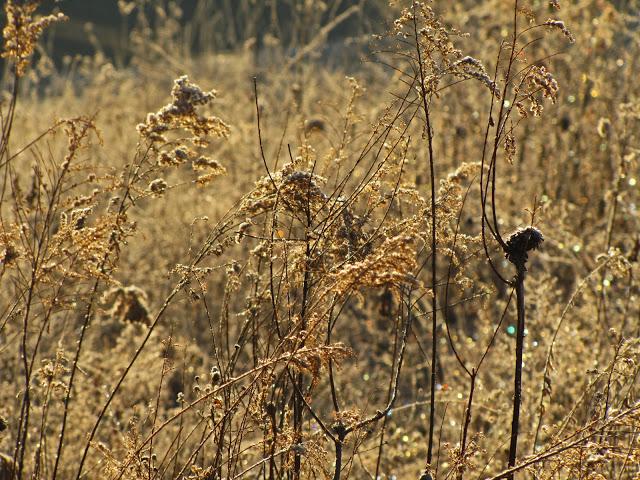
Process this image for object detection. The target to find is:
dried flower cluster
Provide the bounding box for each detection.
[1,0,67,76]
[331,234,419,293]
[137,75,230,145]
[543,19,575,43]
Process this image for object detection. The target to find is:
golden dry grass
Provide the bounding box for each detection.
[1,1,639,479]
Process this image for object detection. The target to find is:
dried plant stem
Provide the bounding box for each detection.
[374,308,401,480]
[411,3,438,465]
[460,370,477,458]
[507,265,526,479]
[532,261,607,451]
[54,153,141,480]
[75,273,190,479]
[19,120,92,480]
[292,149,314,480]
[332,425,347,480]
[492,403,640,480]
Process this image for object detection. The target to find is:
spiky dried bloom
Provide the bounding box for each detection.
[137,75,230,146]
[2,1,67,76]
[504,227,544,267]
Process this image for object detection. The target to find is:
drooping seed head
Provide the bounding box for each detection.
[505,227,544,266]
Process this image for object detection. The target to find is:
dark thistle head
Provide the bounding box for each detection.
[504,227,544,268]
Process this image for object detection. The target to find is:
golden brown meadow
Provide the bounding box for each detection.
[1,1,639,479]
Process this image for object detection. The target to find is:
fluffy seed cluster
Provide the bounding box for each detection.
[137,75,230,145]
[1,0,67,76]
[331,234,418,293]
[192,156,227,185]
[543,19,575,43]
[452,56,501,98]
[149,178,168,195]
[192,156,224,172]
[159,146,193,166]
[527,66,559,104]
[240,164,329,217]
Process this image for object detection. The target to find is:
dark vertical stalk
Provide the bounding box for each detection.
[293,155,313,480]
[411,4,438,465]
[460,370,476,460]
[507,265,526,479]
[332,425,346,480]
[503,226,542,478]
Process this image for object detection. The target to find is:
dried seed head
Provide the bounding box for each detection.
[1,245,18,265]
[149,178,168,195]
[527,66,559,104]
[543,19,575,43]
[452,56,501,98]
[137,75,230,145]
[235,219,253,244]
[173,146,191,162]
[192,156,224,172]
[102,285,151,324]
[504,227,544,266]
[2,2,68,76]
[210,366,221,385]
[304,118,326,134]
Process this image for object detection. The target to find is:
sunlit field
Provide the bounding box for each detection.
[1,1,639,479]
